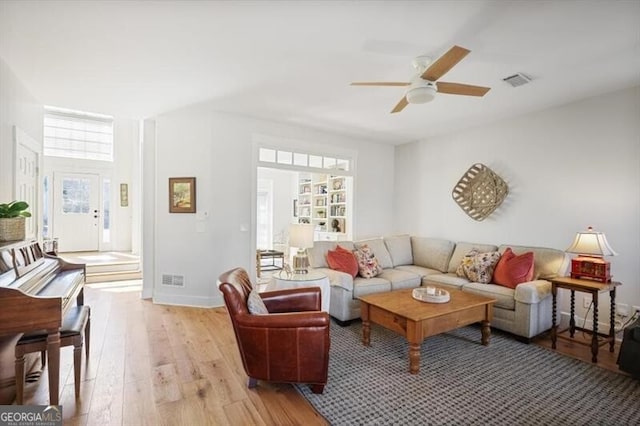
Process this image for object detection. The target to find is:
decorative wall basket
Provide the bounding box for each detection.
[452,163,508,221]
[0,217,26,242]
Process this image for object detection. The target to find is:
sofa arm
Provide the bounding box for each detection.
[514,280,552,304]
[320,268,354,292]
[262,287,322,312]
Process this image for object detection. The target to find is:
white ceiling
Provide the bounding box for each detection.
[1,1,639,144]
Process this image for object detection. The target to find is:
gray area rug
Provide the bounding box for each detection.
[296,321,640,425]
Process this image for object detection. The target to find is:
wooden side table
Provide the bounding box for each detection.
[550,276,620,363]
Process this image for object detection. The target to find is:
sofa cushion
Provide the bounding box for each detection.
[411,237,456,273]
[499,245,567,280]
[395,265,442,278]
[327,245,358,278]
[355,238,393,269]
[353,244,384,278]
[384,234,413,267]
[456,249,502,284]
[448,242,499,273]
[309,241,355,268]
[462,282,515,310]
[423,273,470,290]
[353,276,391,299]
[378,269,421,290]
[493,247,534,288]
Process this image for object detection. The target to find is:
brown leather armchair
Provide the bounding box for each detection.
[218,268,330,394]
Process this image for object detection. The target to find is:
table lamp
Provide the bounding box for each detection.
[289,223,314,274]
[565,226,617,282]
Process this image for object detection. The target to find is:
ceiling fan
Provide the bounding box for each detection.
[351,45,491,113]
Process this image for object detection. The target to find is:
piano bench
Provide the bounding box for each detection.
[14,305,91,405]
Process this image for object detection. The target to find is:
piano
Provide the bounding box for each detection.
[0,239,85,405]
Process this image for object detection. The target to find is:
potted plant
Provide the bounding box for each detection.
[0,201,32,242]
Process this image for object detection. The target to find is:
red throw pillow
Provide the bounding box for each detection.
[327,246,358,278]
[493,248,535,289]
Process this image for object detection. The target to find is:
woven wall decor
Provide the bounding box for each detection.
[452,163,508,221]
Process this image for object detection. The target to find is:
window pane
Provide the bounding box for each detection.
[103,179,111,243]
[277,151,293,165]
[336,158,349,171]
[293,153,308,166]
[259,148,276,162]
[62,178,90,214]
[323,157,336,169]
[309,155,323,168]
[44,106,114,161]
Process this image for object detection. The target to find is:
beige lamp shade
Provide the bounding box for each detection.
[289,223,314,249]
[566,227,617,257]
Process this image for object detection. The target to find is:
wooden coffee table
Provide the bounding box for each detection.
[359,288,496,374]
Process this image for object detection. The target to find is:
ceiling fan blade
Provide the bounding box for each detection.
[391,96,408,113]
[421,45,470,81]
[437,82,491,97]
[351,82,410,87]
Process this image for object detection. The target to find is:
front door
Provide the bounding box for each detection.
[53,172,100,252]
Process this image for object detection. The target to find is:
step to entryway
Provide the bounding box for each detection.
[59,251,142,284]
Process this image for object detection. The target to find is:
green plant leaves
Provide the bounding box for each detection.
[0,201,31,218]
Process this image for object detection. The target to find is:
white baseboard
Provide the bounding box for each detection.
[152,292,220,308]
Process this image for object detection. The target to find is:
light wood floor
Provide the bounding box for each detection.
[19,282,627,425]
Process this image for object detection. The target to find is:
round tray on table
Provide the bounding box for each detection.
[412,287,450,303]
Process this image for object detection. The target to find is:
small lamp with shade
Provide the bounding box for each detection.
[289,223,314,274]
[565,226,617,283]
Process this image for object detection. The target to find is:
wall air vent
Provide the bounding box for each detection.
[503,73,532,87]
[162,274,185,287]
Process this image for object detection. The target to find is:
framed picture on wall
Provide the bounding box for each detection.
[293,199,298,217]
[169,177,196,213]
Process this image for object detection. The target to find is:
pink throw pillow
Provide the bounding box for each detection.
[327,246,358,278]
[493,248,535,289]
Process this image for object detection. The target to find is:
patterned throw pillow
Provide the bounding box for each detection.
[247,289,269,315]
[456,249,502,284]
[353,244,383,279]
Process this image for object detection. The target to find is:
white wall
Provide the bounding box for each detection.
[394,86,640,326]
[146,103,395,307]
[0,57,42,204]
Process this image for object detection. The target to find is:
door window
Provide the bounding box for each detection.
[62,178,91,214]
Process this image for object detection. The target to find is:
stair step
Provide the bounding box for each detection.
[86,270,143,283]
[86,261,140,274]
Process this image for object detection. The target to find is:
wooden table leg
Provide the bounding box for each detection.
[481,320,491,346]
[361,302,370,346]
[551,284,557,349]
[408,342,420,375]
[609,287,616,353]
[569,290,576,337]
[591,291,599,363]
[407,321,421,374]
[46,330,61,405]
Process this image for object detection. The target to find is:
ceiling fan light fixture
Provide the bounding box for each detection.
[406,84,436,104]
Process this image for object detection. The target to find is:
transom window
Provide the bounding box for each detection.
[259,148,350,172]
[44,106,114,161]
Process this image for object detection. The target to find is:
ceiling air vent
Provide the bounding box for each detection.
[503,73,532,87]
[162,274,185,287]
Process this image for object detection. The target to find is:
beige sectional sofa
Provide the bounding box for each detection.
[308,235,569,340]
